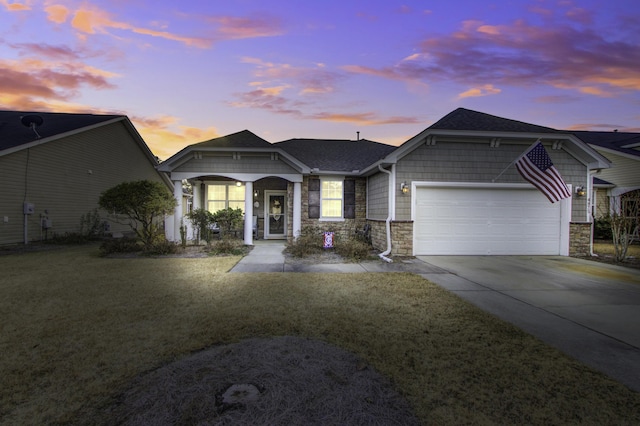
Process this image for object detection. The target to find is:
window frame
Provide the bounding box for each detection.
[206,182,246,213]
[319,177,344,221]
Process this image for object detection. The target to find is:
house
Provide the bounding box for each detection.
[0,111,172,245]
[569,131,640,219]
[158,108,611,257]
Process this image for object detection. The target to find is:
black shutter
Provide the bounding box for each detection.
[344,179,355,219]
[308,178,320,219]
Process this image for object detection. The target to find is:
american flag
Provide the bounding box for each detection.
[515,142,571,203]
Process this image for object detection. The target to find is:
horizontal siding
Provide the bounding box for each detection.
[395,141,589,222]
[367,172,388,220]
[594,151,640,188]
[0,122,168,245]
[175,154,298,175]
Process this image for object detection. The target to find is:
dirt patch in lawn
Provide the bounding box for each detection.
[101,336,420,426]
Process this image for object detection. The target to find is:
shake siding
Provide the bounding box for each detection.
[593,151,640,188]
[395,142,589,222]
[0,121,167,245]
[367,172,388,219]
[175,154,298,175]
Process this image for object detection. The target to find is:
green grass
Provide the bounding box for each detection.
[1,246,640,424]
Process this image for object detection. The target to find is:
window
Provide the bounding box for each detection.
[206,183,245,213]
[321,178,343,218]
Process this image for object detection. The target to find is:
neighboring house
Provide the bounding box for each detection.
[570,131,640,219]
[0,111,171,245]
[159,108,611,257]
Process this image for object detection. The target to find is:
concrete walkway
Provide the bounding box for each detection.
[230,242,640,392]
[230,240,446,273]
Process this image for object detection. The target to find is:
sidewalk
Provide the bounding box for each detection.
[229,240,447,273]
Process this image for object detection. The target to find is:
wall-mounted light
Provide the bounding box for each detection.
[254,190,259,198]
[236,181,242,187]
[400,181,409,194]
[575,186,586,197]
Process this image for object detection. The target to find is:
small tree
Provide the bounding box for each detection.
[212,207,244,238]
[186,208,216,244]
[610,194,640,262]
[99,180,177,249]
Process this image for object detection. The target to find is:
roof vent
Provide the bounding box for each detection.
[21,114,44,139]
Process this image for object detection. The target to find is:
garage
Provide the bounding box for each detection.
[413,183,570,255]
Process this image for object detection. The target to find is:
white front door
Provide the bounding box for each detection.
[265,191,287,239]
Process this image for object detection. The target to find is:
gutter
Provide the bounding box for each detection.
[377,164,393,263]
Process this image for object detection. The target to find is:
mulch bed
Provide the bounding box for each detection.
[100,336,421,425]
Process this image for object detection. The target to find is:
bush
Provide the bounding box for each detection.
[286,226,325,257]
[335,237,373,261]
[594,216,613,240]
[208,238,248,256]
[145,239,179,256]
[99,238,142,256]
[186,208,216,244]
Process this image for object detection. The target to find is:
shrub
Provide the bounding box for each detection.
[144,239,179,256]
[208,238,248,256]
[594,216,613,240]
[335,237,373,261]
[286,225,325,257]
[79,208,105,238]
[186,208,216,244]
[99,238,142,256]
[212,207,244,237]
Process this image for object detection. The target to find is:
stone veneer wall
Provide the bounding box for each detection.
[288,176,367,242]
[569,222,592,256]
[369,219,414,257]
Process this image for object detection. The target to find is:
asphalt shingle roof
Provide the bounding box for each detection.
[429,108,560,134]
[192,130,272,149]
[274,138,397,172]
[0,110,122,152]
[571,131,640,158]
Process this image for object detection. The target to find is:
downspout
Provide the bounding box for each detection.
[378,164,393,263]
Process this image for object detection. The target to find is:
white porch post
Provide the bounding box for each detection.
[293,181,302,239]
[192,180,201,210]
[244,181,253,245]
[173,180,183,242]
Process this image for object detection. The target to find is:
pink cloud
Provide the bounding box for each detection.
[457,84,501,99]
[0,0,30,12]
[69,7,212,48]
[207,15,284,40]
[45,4,69,24]
[344,17,640,96]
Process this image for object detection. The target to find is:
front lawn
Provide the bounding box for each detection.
[1,246,639,424]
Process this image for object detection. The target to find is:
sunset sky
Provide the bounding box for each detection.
[2,0,639,159]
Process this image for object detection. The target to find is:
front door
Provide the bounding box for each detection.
[265,191,286,239]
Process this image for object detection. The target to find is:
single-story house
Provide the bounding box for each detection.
[570,131,640,219]
[0,111,172,245]
[159,108,611,257]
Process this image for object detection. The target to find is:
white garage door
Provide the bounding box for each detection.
[414,184,566,255]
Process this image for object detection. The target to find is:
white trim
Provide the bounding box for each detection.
[264,190,287,239]
[169,172,303,182]
[320,176,345,220]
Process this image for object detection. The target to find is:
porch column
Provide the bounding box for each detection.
[192,180,201,210]
[293,181,302,239]
[244,181,254,245]
[173,180,183,242]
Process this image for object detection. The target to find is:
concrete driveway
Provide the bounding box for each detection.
[418,255,640,392]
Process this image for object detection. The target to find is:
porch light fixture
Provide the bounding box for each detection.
[400,181,409,194]
[236,181,242,187]
[575,186,586,197]
[254,190,259,198]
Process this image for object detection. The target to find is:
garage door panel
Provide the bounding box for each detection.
[415,186,562,255]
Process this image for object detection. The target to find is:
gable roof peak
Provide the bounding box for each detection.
[192,129,272,149]
[429,108,559,134]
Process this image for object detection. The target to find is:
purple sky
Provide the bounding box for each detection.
[1,0,639,158]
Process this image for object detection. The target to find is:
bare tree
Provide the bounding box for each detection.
[610,193,640,262]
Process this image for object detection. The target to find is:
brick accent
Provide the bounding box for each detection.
[290,176,368,242]
[570,222,592,256]
[368,219,413,257]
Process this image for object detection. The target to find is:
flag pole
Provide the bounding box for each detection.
[491,139,540,182]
